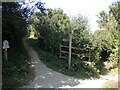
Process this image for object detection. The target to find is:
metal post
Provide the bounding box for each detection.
[68,34,72,69]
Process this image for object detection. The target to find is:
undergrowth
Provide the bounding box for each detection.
[2,39,30,88]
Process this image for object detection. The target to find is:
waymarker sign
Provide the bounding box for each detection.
[3,40,10,61]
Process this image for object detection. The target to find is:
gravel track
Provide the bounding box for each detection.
[21,39,109,88]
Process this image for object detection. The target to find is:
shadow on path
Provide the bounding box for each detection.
[22,39,81,88]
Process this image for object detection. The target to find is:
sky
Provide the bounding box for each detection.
[40,0,118,33]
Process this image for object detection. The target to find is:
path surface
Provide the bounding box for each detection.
[21,39,115,88]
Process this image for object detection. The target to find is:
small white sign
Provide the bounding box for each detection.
[63,38,69,41]
[3,40,10,49]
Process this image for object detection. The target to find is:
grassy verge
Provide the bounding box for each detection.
[102,80,119,88]
[2,39,31,88]
[108,68,119,77]
[27,38,100,79]
[101,68,119,88]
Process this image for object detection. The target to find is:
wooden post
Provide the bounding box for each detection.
[4,48,8,61]
[68,34,72,69]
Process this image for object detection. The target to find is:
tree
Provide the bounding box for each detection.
[70,15,91,61]
[28,8,70,54]
[97,1,120,31]
[109,1,120,30]
[71,15,90,48]
[94,1,119,70]
[2,2,27,47]
[2,1,45,47]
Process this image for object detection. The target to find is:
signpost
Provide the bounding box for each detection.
[68,34,72,69]
[61,30,73,69]
[61,29,73,69]
[3,40,9,61]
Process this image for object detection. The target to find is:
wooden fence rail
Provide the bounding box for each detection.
[60,45,91,51]
[59,45,91,61]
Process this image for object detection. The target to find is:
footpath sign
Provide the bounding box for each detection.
[62,38,69,42]
[3,40,10,61]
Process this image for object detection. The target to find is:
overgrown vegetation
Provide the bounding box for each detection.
[94,1,119,71]
[2,39,30,88]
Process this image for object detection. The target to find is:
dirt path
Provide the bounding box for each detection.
[21,39,109,88]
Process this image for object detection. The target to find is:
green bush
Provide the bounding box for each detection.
[71,59,100,78]
[106,50,118,70]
